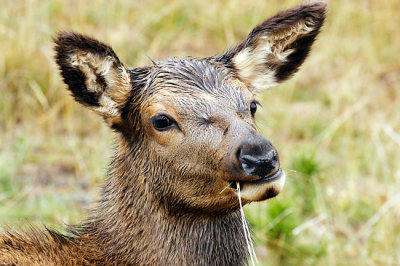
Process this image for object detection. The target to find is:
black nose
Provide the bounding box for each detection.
[237,140,279,178]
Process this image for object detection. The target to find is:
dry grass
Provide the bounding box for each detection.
[1,0,399,264]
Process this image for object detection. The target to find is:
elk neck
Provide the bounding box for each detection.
[74,136,249,265]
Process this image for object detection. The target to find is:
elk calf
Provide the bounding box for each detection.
[0,2,326,265]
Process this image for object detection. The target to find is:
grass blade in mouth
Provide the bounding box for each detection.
[219,182,234,194]
[237,182,257,265]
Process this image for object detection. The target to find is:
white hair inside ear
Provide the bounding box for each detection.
[219,2,326,94]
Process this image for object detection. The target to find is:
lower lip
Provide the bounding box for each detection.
[229,169,283,190]
[257,169,283,183]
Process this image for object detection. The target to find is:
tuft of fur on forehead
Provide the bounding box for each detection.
[218,1,326,93]
[138,58,251,111]
[150,58,234,94]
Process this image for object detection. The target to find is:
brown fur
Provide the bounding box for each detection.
[0,2,326,265]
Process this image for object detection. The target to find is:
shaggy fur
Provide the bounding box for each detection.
[0,2,326,265]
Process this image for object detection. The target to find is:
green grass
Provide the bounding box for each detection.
[1,0,400,265]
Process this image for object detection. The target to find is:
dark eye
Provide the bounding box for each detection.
[151,115,174,131]
[250,101,258,117]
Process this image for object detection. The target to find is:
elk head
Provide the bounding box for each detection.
[55,2,326,216]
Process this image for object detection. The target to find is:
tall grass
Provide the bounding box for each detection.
[1,0,399,264]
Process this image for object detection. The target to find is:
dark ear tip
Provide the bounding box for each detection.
[54,32,75,46]
[54,31,77,42]
[300,1,327,20]
[53,31,85,59]
[53,31,118,62]
[54,31,80,47]
[285,1,327,19]
[54,31,92,50]
[284,1,326,33]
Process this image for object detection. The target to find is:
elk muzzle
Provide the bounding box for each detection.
[233,132,280,178]
[230,133,285,202]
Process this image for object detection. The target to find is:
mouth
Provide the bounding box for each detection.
[229,169,285,201]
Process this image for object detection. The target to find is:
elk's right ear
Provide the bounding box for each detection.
[54,32,131,126]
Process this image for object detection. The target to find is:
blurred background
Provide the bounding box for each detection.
[1,0,399,264]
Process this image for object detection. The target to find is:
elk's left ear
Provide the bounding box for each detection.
[217,2,326,93]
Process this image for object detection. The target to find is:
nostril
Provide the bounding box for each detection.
[241,155,258,164]
[238,155,257,176]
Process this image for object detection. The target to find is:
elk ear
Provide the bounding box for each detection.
[217,2,326,93]
[54,32,131,126]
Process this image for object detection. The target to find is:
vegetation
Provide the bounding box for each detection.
[1,0,399,264]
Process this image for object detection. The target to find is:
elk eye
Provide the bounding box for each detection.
[250,101,258,117]
[151,115,174,131]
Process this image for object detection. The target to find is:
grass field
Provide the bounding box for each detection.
[1,0,399,265]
